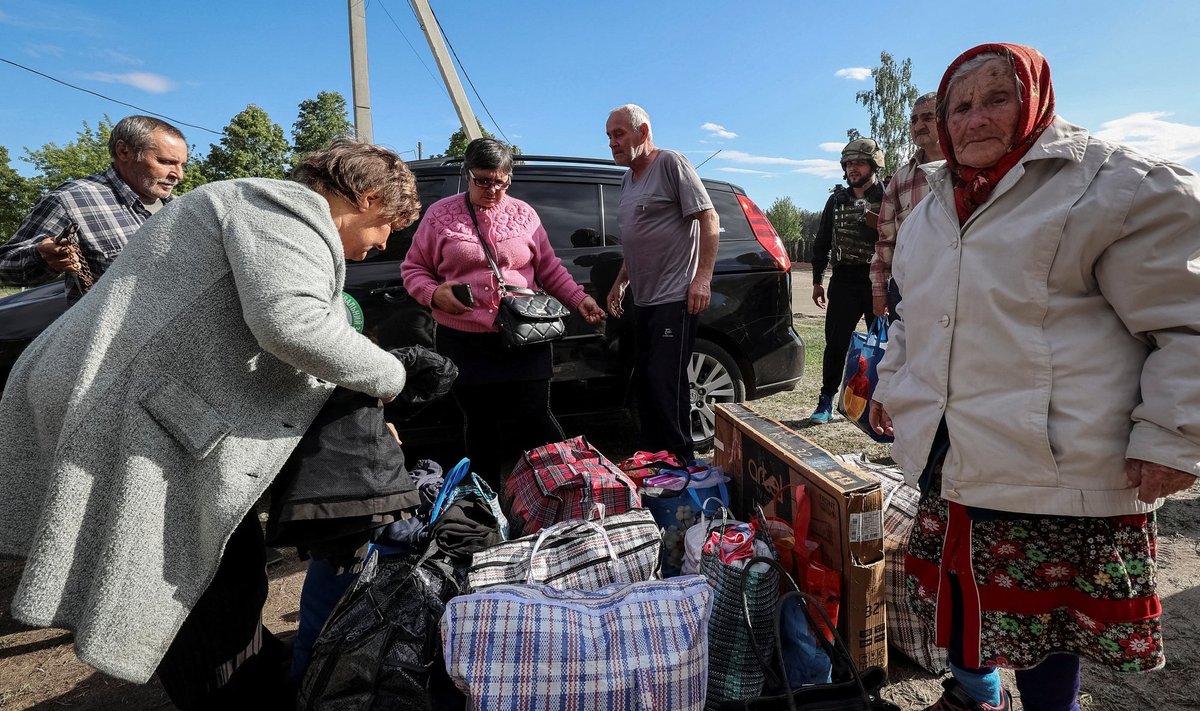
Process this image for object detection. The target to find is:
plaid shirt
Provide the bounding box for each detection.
[0,166,162,302]
[871,150,935,298]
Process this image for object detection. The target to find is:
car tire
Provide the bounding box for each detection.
[689,338,745,451]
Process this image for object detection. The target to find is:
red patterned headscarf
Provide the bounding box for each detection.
[937,43,1055,224]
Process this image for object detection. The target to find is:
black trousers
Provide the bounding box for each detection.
[156,511,292,710]
[453,378,565,489]
[632,300,699,462]
[820,268,873,397]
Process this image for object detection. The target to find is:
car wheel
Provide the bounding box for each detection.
[689,339,745,451]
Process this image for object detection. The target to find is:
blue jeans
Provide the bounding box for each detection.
[290,558,358,681]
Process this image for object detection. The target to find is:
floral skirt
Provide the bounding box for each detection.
[905,482,1164,672]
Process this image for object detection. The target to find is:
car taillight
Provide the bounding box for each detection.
[737,194,790,271]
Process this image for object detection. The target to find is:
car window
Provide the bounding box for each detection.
[707,188,751,241]
[601,184,622,246]
[368,177,451,263]
[507,181,603,251]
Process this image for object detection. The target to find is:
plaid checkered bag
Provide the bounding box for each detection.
[441,575,712,711]
[699,526,779,710]
[836,454,947,674]
[467,508,661,592]
[504,436,640,537]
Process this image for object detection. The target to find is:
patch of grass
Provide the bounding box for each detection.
[0,287,18,298]
[751,316,893,463]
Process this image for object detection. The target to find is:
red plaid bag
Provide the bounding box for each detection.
[504,436,640,537]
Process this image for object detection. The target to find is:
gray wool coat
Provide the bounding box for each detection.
[0,178,407,683]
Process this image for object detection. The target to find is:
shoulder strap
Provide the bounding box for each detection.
[464,193,506,291]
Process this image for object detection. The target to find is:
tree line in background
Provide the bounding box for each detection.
[7,49,921,259]
[0,91,491,242]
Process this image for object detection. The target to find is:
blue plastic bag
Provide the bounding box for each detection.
[837,316,893,443]
[641,463,730,576]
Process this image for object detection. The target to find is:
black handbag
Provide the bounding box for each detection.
[464,194,569,348]
[297,545,465,711]
[717,556,902,711]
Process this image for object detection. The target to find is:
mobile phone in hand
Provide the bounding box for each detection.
[451,283,474,307]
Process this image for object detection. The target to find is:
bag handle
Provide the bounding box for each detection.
[685,481,728,514]
[430,457,472,523]
[464,193,509,293]
[737,556,876,711]
[526,518,623,585]
[869,314,889,341]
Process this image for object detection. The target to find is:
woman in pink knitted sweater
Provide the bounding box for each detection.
[401,138,605,485]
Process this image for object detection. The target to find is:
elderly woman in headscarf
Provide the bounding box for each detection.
[0,138,421,709]
[870,43,1200,711]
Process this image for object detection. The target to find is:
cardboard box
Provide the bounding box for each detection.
[713,402,888,672]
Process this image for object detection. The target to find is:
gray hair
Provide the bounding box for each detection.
[609,103,652,139]
[462,137,513,175]
[107,115,186,161]
[914,91,938,108]
[942,53,1024,121]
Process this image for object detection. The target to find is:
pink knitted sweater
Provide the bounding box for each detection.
[400,193,587,333]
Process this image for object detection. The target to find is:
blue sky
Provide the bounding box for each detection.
[3,0,1200,212]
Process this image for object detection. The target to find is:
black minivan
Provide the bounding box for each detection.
[0,156,803,448]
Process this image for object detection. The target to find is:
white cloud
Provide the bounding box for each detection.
[818,142,845,153]
[835,67,871,81]
[717,150,843,179]
[792,160,845,179]
[718,167,773,176]
[1093,111,1200,164]
[94,49,143,66]
[701,122,738,140]
[23,43,64,58]
[81,71,175,93]
[720,150,809,166]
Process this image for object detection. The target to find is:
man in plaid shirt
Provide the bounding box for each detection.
[871,92,944,321]
[0,115,187,303]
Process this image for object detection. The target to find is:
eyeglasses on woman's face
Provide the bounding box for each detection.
[468,170,511,191]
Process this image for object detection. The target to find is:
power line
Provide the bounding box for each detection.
[0,57,222,135]
[426,7,510,144]
[373,0,443,88]
[696,147,720,168]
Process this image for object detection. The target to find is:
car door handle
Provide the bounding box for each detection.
[369,285,409,303]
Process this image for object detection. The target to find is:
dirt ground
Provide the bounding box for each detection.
[2,491,1197,710]
[2,292,1197,709]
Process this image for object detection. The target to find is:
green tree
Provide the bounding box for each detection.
[435,121,521,158]
[0,147,40,242]
[175,146,210,194]
[765,197,826,262]
[205,105,291,180]
[765,196,803,241]
[22,117,115,194]
[850,51,919,178]
[292,91,353,162]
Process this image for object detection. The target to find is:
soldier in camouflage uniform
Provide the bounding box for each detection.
[809,138,886,423]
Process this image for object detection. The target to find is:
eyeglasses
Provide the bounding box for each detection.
[468,171,511,191]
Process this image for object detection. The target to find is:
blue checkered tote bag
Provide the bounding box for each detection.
[441,574,712,710]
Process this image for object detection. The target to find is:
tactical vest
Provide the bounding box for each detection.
[831,189,879,267]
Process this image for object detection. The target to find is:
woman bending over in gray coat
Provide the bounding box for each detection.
[0,137,421,709]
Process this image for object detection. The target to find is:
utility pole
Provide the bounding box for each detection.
[410,0,481,141]
[348,0,373,143]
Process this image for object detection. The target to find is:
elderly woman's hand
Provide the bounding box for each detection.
[577,295,606,326]
[868,399,893,438]
[432,282,471,315]
[1125,459,1197,504]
